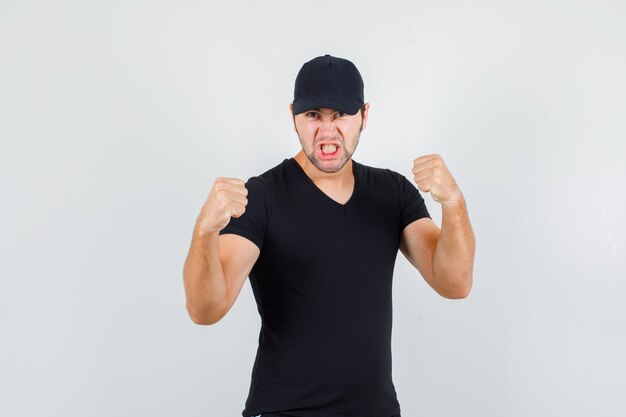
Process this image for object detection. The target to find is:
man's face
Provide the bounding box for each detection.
[290,104,369,174]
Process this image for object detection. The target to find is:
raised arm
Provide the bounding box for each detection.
[400,154,475,299]
[182,177,259,325]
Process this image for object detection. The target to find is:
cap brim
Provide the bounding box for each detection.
[292,95,363,116]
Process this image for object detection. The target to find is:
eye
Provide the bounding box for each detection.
[305,112,319,117]
[335,112,346,117]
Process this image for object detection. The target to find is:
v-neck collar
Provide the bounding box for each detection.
[288,157,359,208]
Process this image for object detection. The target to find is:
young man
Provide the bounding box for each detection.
[183,54,475,417]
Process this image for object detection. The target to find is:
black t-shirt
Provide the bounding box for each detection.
[219,157,430,417]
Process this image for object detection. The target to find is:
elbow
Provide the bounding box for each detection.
[438,274,473,300]
[189,314,220,326]
[444,285,471,299]
[186,304,224,326]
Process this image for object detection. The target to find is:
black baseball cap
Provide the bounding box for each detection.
[292,54,364,116]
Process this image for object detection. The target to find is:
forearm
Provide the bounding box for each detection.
[182,226,228,323]
[432,197,475,298]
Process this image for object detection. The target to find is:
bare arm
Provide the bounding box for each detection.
[183,226,228,325]
[431,197,475,298]
[182,176,257,325]
[183,224,261,325]
[401,153,475,299]
[400,198,475,299]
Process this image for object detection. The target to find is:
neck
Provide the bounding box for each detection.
[293,150,354,186]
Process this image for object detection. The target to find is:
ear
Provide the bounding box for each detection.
[361,102,370,130]
[289,103,297,132]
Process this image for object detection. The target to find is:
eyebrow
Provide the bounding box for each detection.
[309,108,341,113]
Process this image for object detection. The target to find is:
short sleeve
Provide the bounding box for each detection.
[399,175,431,231]
[218,176,271,250]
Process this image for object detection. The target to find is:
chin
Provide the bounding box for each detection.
[313,157,349,174]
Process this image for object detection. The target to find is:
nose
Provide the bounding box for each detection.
[319,119,338,135]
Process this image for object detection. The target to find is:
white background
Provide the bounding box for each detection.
[1,1,625,416]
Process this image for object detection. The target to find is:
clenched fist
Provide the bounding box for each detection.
[412,154,464,207]
[195,177,249,235]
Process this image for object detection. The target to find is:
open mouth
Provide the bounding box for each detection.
[318,143,340,158]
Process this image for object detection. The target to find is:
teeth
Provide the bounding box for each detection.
[321,144,337,154]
